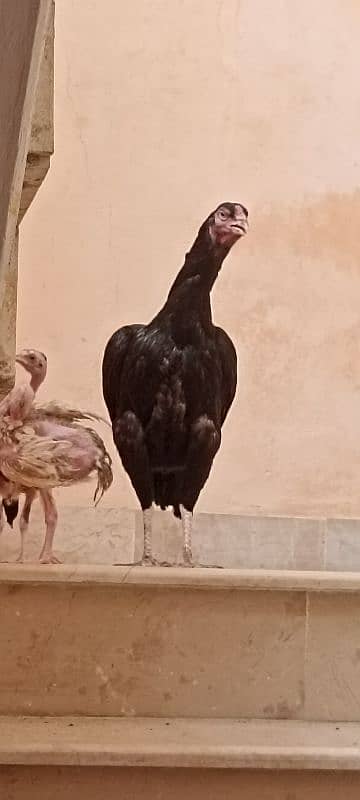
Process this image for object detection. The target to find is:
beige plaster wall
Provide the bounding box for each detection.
[18,0,360,517]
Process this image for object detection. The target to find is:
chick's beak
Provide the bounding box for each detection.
[15,353,26,367]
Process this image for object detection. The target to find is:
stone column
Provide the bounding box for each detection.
[0,231,18,400]
[0,0,54,401]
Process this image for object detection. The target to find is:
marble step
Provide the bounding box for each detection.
[1,565,360,720]
[1,716,360,799]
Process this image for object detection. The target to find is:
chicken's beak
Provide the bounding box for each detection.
[231,219,248,236]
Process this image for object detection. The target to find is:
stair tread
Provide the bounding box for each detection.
[1,563,360,592]
[1,716,360,769]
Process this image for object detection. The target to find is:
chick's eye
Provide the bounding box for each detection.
[218,210,228,220]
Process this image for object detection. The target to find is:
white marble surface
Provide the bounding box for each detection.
[0,501,135,565]
[2,502,360,571]
[135,510,326,570]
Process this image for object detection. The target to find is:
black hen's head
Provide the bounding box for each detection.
[2,498,19,528]
[199,202,249,249]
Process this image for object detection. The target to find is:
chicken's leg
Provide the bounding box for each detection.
[114,507,166,567]
[113,412,164,566]
[179,505,223,569]
[180,504,193,566]
[141,507,156,564]
[137,507,163,565]
[16,489,36,563]
[0,502,5,563]
[39,489,62,564]
[178,417,223,568]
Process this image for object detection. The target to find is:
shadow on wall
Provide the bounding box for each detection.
[253,189,360,269]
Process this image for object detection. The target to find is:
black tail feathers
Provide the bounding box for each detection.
[2,498,19,528]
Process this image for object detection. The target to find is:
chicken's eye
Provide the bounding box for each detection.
[218,209,228,220]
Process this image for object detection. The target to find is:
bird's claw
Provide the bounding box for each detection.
[114,557,169,567]
[141,556,166,567]
[39,552,62,565]
[113,558,223,569]
[178,559,224,569]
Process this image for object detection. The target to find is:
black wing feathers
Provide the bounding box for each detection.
[102,325,141,421]
[215,327,237,425]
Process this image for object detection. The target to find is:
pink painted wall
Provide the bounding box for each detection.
[18,0,360,516]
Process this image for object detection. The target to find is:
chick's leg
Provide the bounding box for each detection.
[17,489,37,563]
[39,489,62,565]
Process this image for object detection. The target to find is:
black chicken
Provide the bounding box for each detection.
[102,202,249,566]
